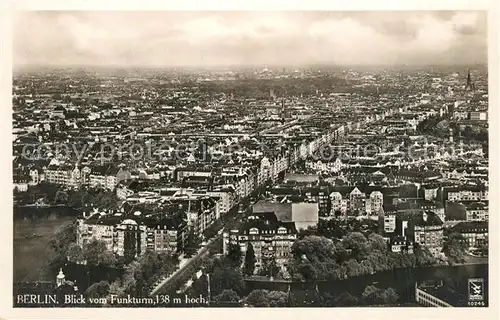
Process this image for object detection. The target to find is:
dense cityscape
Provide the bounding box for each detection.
[13,64,488,307]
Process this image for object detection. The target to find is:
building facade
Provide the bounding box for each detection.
[223,212,297,273]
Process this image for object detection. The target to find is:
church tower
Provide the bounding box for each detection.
[465,69,475,91]
[56,268,65,287]
[281,99,286,120]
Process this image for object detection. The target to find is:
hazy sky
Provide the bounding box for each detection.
[14,11,487,67]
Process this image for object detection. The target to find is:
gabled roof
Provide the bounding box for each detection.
[238,211,297,234]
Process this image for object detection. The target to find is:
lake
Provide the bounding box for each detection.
[245,263,489,306]
[13,207,76,282]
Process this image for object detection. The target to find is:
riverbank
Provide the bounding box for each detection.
[243,263,488,305]
[462,254,488,265]
[14,205,79,220]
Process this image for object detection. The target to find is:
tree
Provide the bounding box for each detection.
[390,251,416,268]
[289,289,321,307]
[83,239,114,267]
[476,129,488,142]
[362,285,381,305]
[108,280,126,299]
[85,281,110,300]
[120,261,141,295]
[343,259,364,277]
[260,258,280,278]
[211,267,246,296]
[436,120,450,136]
[69,187,94,209]
[333,292,359,307]
[67,243,84,263]
[359,259,374,275]
[443,232,468,264]
[479,241,488,256]
[202,256,224,275]
[96,191,119,210]
[414,245,437,266]
[133,251,179,295]
[341,232,370,261]
[113,251,178,297]
[213,289,240,303]
[244,289,269,307]
[363,285,399,305]
[366,250,390,272]
[267,290,289,307]
[99,250,118,267]
[189,274,209,297]
[242,289,289,307]
[368,233,388,252]
[291,235,337,262]
[54,190,69,204]
[37,182,59,202]
[49,220,77,254]
[244,243,256,276]
[43,220,77,276]
[382,287,399,305]
[463,126,474,138]
[226,243,242,268]
[184,228,201,257]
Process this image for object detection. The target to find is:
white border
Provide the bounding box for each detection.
[1,1,498,319]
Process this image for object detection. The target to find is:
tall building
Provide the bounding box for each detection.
[223,211,297,273]
[366,191,384,215]
[76,206,188,259]
[413,211,444,257]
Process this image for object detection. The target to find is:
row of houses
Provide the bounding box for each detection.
[330,188,384,215]
[74,125,347,253]
[27,164,131,190]
[76,198,221,258]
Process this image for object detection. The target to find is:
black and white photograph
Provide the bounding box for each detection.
[8,7,494,311]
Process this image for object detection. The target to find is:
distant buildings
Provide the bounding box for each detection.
[445,186,488,202]
[12,66,489,296]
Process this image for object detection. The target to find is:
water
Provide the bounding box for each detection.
[245,263,488,306]
[13,206,489,306]
[13,207,76,282]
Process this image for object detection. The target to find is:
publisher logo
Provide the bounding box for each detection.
[468,278,484,302]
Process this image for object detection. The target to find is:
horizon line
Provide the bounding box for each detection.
[13,62,488,71]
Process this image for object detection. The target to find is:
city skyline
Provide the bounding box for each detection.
[14,11,487,68]
[10,8,491,311]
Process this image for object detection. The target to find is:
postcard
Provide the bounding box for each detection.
[2,2,498,319]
